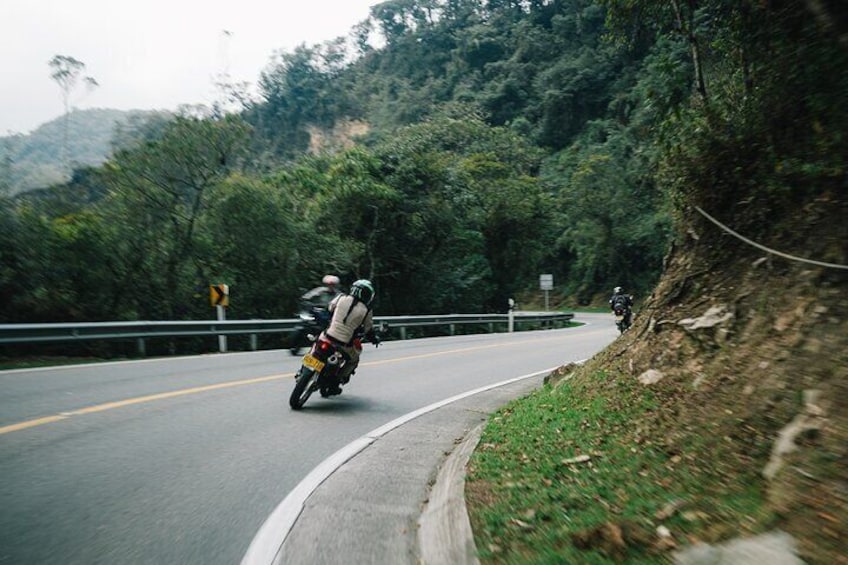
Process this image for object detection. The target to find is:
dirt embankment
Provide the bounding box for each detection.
[595,194,847,563]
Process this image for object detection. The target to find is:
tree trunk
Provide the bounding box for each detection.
[671,0,708,100]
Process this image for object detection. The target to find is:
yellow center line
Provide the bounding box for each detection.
[0,374,287,436]
[0,415,69,435]
[67,375,287,415]
[1,329,599,436]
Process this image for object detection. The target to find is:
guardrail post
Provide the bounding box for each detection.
[400,327,407,340]
[250,333,258,351]
[449,323,455,336]
[216,305,228,353]
[137,338,146,357]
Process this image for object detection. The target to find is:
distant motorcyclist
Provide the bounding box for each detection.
[319,279,380,394]
[609,286,634,328]
[300,274,342,311]
[289,275,342,355]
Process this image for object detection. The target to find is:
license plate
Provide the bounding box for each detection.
[302,354,325,372]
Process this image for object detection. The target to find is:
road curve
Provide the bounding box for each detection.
[0,313,617,564]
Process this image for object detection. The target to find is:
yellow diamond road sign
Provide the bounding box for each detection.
[210,284,229,307]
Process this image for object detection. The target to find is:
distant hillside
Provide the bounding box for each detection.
[0,108,167,195]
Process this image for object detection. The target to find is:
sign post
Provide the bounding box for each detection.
[539,274,553,311]
[210,284,229,353]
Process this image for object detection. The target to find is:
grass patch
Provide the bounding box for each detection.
[466,368,776,563]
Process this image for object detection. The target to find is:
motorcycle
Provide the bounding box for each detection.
[613,305,631,334]
[289,323,388,410]
[289,336,357,409]
[288,305,331,356]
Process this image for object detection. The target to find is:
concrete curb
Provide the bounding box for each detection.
[241,368,554,565]
[418,423,483,565]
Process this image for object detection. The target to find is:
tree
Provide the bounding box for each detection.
[48,55,98,174]
[198,175,321,319]
[102,115,251,319]
[359,113,553,313]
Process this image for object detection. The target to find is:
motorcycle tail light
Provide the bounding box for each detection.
[318,339,332,352]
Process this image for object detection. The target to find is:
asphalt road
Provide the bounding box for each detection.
[0,313,617,565]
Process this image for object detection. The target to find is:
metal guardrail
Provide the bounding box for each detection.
[376,312,574,340]
[0,312,575,355]
[0,320,300,344]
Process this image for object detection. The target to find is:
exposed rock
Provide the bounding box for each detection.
[678,305,734,330]
[560,454,591,465]
[674,530,803,565]
[544,362,578,386]
[763,389,827,481]
[752,256,769,268]
[639,369,665,385]
[307,119,369,154]
[655,499,686,520]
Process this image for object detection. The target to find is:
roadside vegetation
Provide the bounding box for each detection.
[466,0,847,562]
[469,225,847,563]
[467,365,776,564]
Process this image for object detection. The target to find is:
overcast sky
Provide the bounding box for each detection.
[2,0,379,135]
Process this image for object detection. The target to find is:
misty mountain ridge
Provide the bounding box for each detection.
[0,108,168,196]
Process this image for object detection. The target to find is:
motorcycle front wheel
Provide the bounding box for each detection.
[289,367,319,409]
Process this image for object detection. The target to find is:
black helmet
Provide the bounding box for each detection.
[350,279,375,306]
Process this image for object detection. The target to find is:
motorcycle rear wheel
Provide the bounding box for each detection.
[289,367,318,409]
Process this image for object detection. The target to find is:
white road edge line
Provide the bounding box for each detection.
[240,363,586,565]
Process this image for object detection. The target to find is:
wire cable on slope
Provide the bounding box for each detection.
[694,206,848,270]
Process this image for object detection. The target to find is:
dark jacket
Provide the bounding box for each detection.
[300,286,340,310]
[609,293,633,310]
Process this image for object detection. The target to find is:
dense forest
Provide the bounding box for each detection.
[2,1,845,344]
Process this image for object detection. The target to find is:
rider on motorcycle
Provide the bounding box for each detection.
[300,274,342,311]
[289,275,342,355]
[319,279,380,393]
[609,286,634,327]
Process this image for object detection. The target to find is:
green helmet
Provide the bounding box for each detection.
[350,279,375,306]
